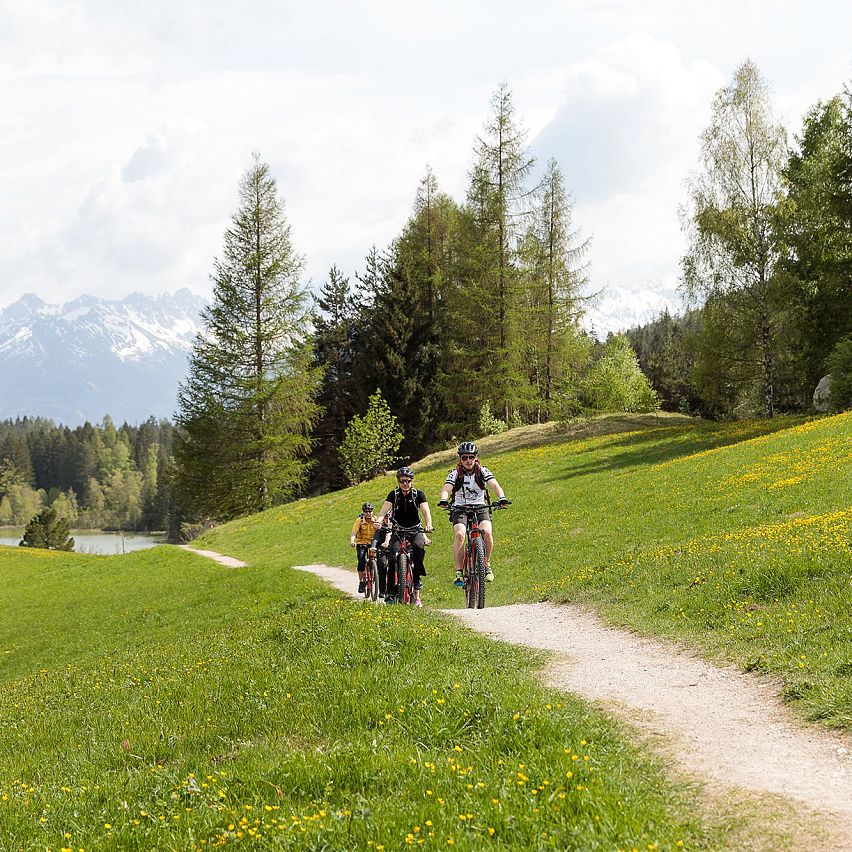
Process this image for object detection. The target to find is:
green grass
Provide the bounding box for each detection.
[1,409,849,849]
[201,410,852,727]
[1,546,723,850]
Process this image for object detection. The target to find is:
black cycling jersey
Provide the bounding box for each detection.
[385,488,427,527]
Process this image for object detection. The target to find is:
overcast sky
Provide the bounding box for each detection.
[2,1,851,335]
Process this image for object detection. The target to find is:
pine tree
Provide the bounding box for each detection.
[463,83,537,422]
[20,506,74,551]
[174,155,321,520]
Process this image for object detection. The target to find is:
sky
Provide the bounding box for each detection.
[1,1,851,336]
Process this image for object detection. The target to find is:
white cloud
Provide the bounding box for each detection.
[1,0,852,331]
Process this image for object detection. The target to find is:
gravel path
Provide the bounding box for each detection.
[296,562,852,849]
[177,544,248,568]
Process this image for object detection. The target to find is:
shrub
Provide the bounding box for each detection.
[478,402,507,435]
[339,389,404,484]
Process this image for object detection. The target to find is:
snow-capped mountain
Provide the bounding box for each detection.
[0,289,206,425]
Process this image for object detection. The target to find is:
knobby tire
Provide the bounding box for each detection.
[473,537,487,609]
[464,548,477,609]
[396,552,409,605]
[367,558,379,602]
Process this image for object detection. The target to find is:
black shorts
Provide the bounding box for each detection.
[450,506,490,526]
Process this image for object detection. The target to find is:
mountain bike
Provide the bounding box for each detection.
[444,502,510,609]
[364,551,380,602]
[387,521,425,606]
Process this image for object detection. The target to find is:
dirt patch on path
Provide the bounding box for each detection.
[296,563,852,849]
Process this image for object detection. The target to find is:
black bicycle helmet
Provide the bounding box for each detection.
[457,441,478,456]
[396,466,414,480]
[362,502,374,512]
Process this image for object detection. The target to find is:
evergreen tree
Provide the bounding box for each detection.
[464,82,537,422]
[174,155,321,520]
[20,506,74,551]
[309,265,362,490]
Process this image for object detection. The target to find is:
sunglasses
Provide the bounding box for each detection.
[460,455,476,461]
[398,478,413,484]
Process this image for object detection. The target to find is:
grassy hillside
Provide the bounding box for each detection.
[201,410,851,726]
[1,410,848,849]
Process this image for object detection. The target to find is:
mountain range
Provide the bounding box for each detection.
[0,290,206,426]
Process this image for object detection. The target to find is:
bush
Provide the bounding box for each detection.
[478,402,507,436]
[582,335,660,413]
[827,335,852,412]
[339,389,404,484]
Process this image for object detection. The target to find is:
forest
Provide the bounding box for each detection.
[1,63,851,533]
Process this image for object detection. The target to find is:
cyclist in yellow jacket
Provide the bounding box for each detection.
[350,502,377,594]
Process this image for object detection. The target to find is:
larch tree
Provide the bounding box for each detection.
[682,60,788,417]
[174,155,321,520]
[518,158,590,420]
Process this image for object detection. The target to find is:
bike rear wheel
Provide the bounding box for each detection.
[367,558,379,602]
[473,537,486,609]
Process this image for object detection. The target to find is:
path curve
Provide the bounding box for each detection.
[296,563,852,848]
[178,544,248,568]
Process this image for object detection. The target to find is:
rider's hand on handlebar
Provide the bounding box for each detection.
[498,496,511,507]
[437,499,449,509]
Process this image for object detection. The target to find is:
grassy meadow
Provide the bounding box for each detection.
[0,410,849,849]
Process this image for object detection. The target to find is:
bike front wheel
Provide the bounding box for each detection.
[473,537,486,609]
[396,553,409,604]
[367,558,379,602]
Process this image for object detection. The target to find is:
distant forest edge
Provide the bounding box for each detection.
[0,417,172,532]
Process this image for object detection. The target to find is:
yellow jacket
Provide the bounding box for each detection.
[351,515,376,545]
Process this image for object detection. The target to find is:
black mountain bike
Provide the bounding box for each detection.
[387,521,424,606]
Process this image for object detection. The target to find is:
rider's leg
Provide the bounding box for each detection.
[412,533,426,590]
[356,545,367,591]
[452,523,467,572]
[480,519,494,564]
[386,538,401,599]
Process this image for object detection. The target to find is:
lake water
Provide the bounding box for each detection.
[0,531,167,555]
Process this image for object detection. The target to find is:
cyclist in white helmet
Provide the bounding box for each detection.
[438,442,509,586]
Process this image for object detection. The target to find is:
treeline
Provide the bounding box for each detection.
[307,85,620,490]
[173,86,660,518]
[628,63,852,419]
[0,416,173,530]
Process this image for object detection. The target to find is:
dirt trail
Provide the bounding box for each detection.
[296,562,852,849]
[178,544,247,568]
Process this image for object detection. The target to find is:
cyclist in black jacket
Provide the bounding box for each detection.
[373,466,434,606]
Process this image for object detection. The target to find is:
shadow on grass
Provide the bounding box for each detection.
[539,417,801,482]
[414,413,696,474]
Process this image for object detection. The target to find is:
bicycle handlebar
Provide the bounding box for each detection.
[439,501,511,516]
